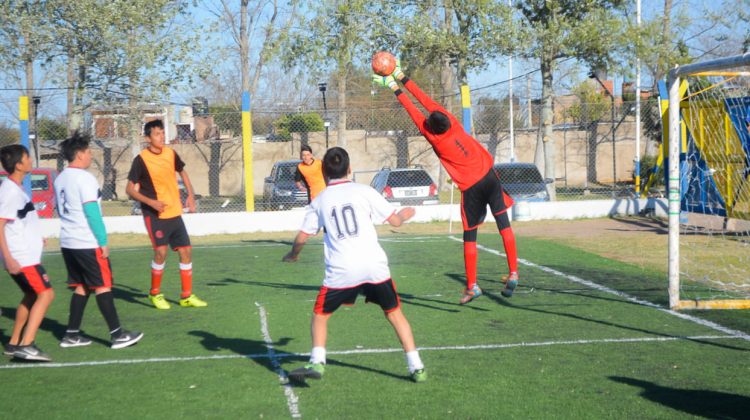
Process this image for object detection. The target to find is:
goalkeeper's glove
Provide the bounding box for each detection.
[372,74,398,90]
[392,58,404,79]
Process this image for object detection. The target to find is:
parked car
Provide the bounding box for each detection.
[0,167,58,218]
[263,159,308,209]
[370,167,439,206]
[493,162,552,202]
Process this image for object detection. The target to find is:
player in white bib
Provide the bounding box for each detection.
[283,147,426,383]
[54,132,142,350]
[0,144,55,362]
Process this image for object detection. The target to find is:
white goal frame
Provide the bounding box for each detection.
[667,52,750,310]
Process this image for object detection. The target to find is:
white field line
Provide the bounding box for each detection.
[0,334,739,370]
[256,302,301,419]
[450,236,750,341]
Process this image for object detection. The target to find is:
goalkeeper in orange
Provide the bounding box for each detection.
[373,58,519,304]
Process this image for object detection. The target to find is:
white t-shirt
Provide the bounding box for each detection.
[54,167,102,249]
[0,178,43,267]
[300,179,397,288]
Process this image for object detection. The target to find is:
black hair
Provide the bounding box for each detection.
[322,147,349,180]
[300,144,313,154]
[0,144,29,174]
[60,131,91,163]
[425,111,451,134]
[144,119,164,136]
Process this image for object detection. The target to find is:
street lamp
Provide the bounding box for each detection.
[589,72,616,192]
[32,96,41,166]
[318,83,329,149]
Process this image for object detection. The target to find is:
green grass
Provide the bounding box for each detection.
[1,232,749,419]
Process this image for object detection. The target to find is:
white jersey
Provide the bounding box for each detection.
[300,179,397,288]
[0,178,43,266]
[54,167,102,249]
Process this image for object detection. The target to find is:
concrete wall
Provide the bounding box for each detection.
[38,120,650,198]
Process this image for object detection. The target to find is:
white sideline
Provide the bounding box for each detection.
[256,302,301,419]
[455,237,750,341]
[0,334,739,370]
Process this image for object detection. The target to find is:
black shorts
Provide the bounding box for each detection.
[143,215,191,250]
[313,279,401,315]
[11,265,52,294]
[62,248,113,290]
[461,168,514,230]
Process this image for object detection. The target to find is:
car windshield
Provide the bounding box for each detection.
[495,166,543,184]
[387,170,432,187]
[31,174,48,191]
[276,165,298,182]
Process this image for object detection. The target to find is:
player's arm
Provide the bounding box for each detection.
[294,167,307,191]
[125,181,166,213]
[0,219,21,274]
[401,77,449,115]
[375,74,429,130]
[82,201,109,258]
[178,169,196,213]
[282,231,313,262]
[386,207,415,227]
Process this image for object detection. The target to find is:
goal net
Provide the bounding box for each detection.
[667,54,750,309]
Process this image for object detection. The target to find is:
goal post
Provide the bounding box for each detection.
[667,53,750,310]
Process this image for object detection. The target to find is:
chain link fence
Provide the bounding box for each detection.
[3,95,666,216]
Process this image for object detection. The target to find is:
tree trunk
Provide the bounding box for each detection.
[395,130,409,168]
[586,121,599,184]
[66,54,76,134]
[336,71,347,147]
[540,54,556,200]
[209,141,221,196]
[240,0,250,93]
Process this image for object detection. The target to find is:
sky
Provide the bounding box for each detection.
[0,0,745,127]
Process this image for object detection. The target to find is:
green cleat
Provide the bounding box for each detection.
[411,368,427,383]
[149,293,171,310]
[288,362,325,382]
[179,294,207,308]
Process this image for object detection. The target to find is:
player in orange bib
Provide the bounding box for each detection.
[126,120,207,310]
[295,145,326,203]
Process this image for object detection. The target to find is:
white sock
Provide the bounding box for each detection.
[405,350,424,373]
[179,262,192,271]
[151,261,165,270]
[310,346,326,364]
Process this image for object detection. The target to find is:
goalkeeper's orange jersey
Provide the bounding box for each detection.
[296,160,326,201]
[395,78,494,192]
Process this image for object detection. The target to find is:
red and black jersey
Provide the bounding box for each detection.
[395,78,494,192]
[127,147,186,219]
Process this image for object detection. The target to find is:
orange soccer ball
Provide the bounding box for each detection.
[372,51,396,76]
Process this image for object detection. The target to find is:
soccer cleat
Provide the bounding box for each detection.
[179,294,207,308]
[288,362,325,382]
[111,330,144,349]
[411,368,427,383]
[149,293,171,310]
[459,285,482,305]
[501,272,519,298]
[3,343,19,356]
[60,333,92,348]
[13,343,52,362]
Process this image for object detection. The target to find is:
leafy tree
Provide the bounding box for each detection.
[37,117,68,141]
[275,112,324,145]
[510,0,628,199]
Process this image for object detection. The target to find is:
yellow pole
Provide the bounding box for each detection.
[242,92,255,212]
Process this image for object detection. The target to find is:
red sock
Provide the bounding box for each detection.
[499,227,518,274]
[150,261,164,296]
[180,262,193,299]
[464,241,478,290]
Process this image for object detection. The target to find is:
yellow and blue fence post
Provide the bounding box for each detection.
[19,96,31,193]
[460,85,472,134]
[242,91,255,212]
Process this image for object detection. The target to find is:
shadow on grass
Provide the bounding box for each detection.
[188,330,298,375]
[610,376,750,418]
[111,284,162,308]
[444,274,749,352]
[1,305,68,341]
